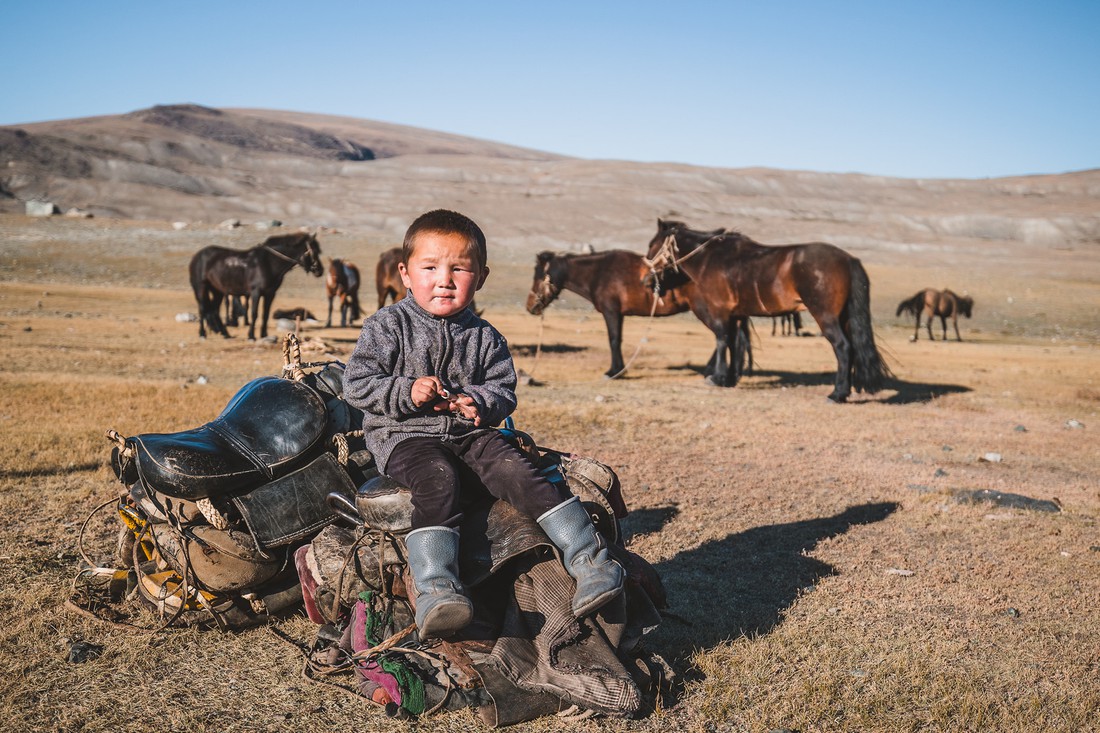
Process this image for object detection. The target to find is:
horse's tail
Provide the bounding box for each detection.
[895,291,924,318]
[848,259,892,394]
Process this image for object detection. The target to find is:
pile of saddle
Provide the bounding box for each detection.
[70,335,669,725]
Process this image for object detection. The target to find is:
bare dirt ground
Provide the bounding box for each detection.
[1,214,1098,732]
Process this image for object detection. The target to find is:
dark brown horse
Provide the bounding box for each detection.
[526,249,751,379]
[189,232,323,340]
[896,288,973,341]
[375,247,407,309]
[644,219,891,401]
[325,258,362,327]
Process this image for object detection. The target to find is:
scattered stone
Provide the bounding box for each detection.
[516,369,541,387]
[175,312,198,322]
[23,326,32,332]
[906,483,933,493]
[885,568,914,576]
[1014,424,1028,432]
[172,221,189,230]
[195,375,208,385]
[26,200,59,216]
[934,468,948,477]
[218,218,242,229]
[67,639,103,663]
[942,445,953,452]
[254,219,283,229]
[64,207,93,218]
[1065,419,1084,429]
[979,452,1003,463]
[1005,608,1020,618]
[954,489,1061,513]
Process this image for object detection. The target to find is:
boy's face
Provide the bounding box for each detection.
[399,231,488,318]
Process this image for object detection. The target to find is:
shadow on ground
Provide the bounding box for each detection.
[509,343,588,357]
[631,501,899,701]
[667,365,972,405]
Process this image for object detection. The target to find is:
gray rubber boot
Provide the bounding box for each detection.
[537,496,625,617]
[404,526,473,639]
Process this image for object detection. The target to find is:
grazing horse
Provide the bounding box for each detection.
[526,249,752,379]
[375,247,407,309]
[189,232,323,340]
[644,219,891,402]
[325,258,362,327]
[896,288,974,341]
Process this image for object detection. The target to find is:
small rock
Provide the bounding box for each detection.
[172,221,189,230]
[1005,608,1020,618]
[175,312,198,322]
[980,452,1002,463]
[885,568,914,576]
[1065,419,1084,429]
[195,375,208,385]
[934,468,948,478]
[1014,424,1028,432]
[67,640,103,663]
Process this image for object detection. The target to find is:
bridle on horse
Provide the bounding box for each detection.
[528,271,561,312]
[641,228,727,277]
[263,236,321,273]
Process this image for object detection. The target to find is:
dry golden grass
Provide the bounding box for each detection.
[1,214,1098,732]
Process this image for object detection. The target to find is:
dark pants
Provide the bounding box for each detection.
[384,431,571,529]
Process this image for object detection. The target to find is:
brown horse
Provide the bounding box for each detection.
[644,219,891,401]
[189,232,323,340]
[526,249,752,379]
[896,288,973,341]
[375,247,407,309]
[325,258,362,327]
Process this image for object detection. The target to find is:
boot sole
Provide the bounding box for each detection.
[419,599,474,639]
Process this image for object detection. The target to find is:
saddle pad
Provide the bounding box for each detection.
[130,376,329,501]
[233,451,354,554]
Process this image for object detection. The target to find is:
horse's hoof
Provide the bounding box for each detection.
[827,393,848,403]
[704,375,725,388]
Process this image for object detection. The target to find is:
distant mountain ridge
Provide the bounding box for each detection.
[1,104,1097,260]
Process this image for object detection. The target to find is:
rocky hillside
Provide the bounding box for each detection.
[2,104,1097,263]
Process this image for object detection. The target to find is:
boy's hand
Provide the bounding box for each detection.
[410,376,444,407]
[445,393,482,426]
[410,377,482,426]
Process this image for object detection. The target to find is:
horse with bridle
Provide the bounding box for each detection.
[526,249,752,380]
[325,258,362,327]
[643,219,891,402]
[896,288,973,341]
[189,232,324,340]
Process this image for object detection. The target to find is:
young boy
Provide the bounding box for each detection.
[343,209,624,639]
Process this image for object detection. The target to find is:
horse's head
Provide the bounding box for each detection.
[640,219,686,294]
[302,234,324,277]
[526,250,567,315]
[958,294,974,318]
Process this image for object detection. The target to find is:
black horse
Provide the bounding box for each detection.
[644,219,890,401]
[189,232,324,340]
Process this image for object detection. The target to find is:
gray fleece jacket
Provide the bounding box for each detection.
[343,296,517,473]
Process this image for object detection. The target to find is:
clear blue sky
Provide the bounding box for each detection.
[3,1,1098,179]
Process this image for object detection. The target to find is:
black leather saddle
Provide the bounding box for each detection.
[114,376,329,501]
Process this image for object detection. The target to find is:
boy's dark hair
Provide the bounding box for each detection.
[402,209,487,270]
